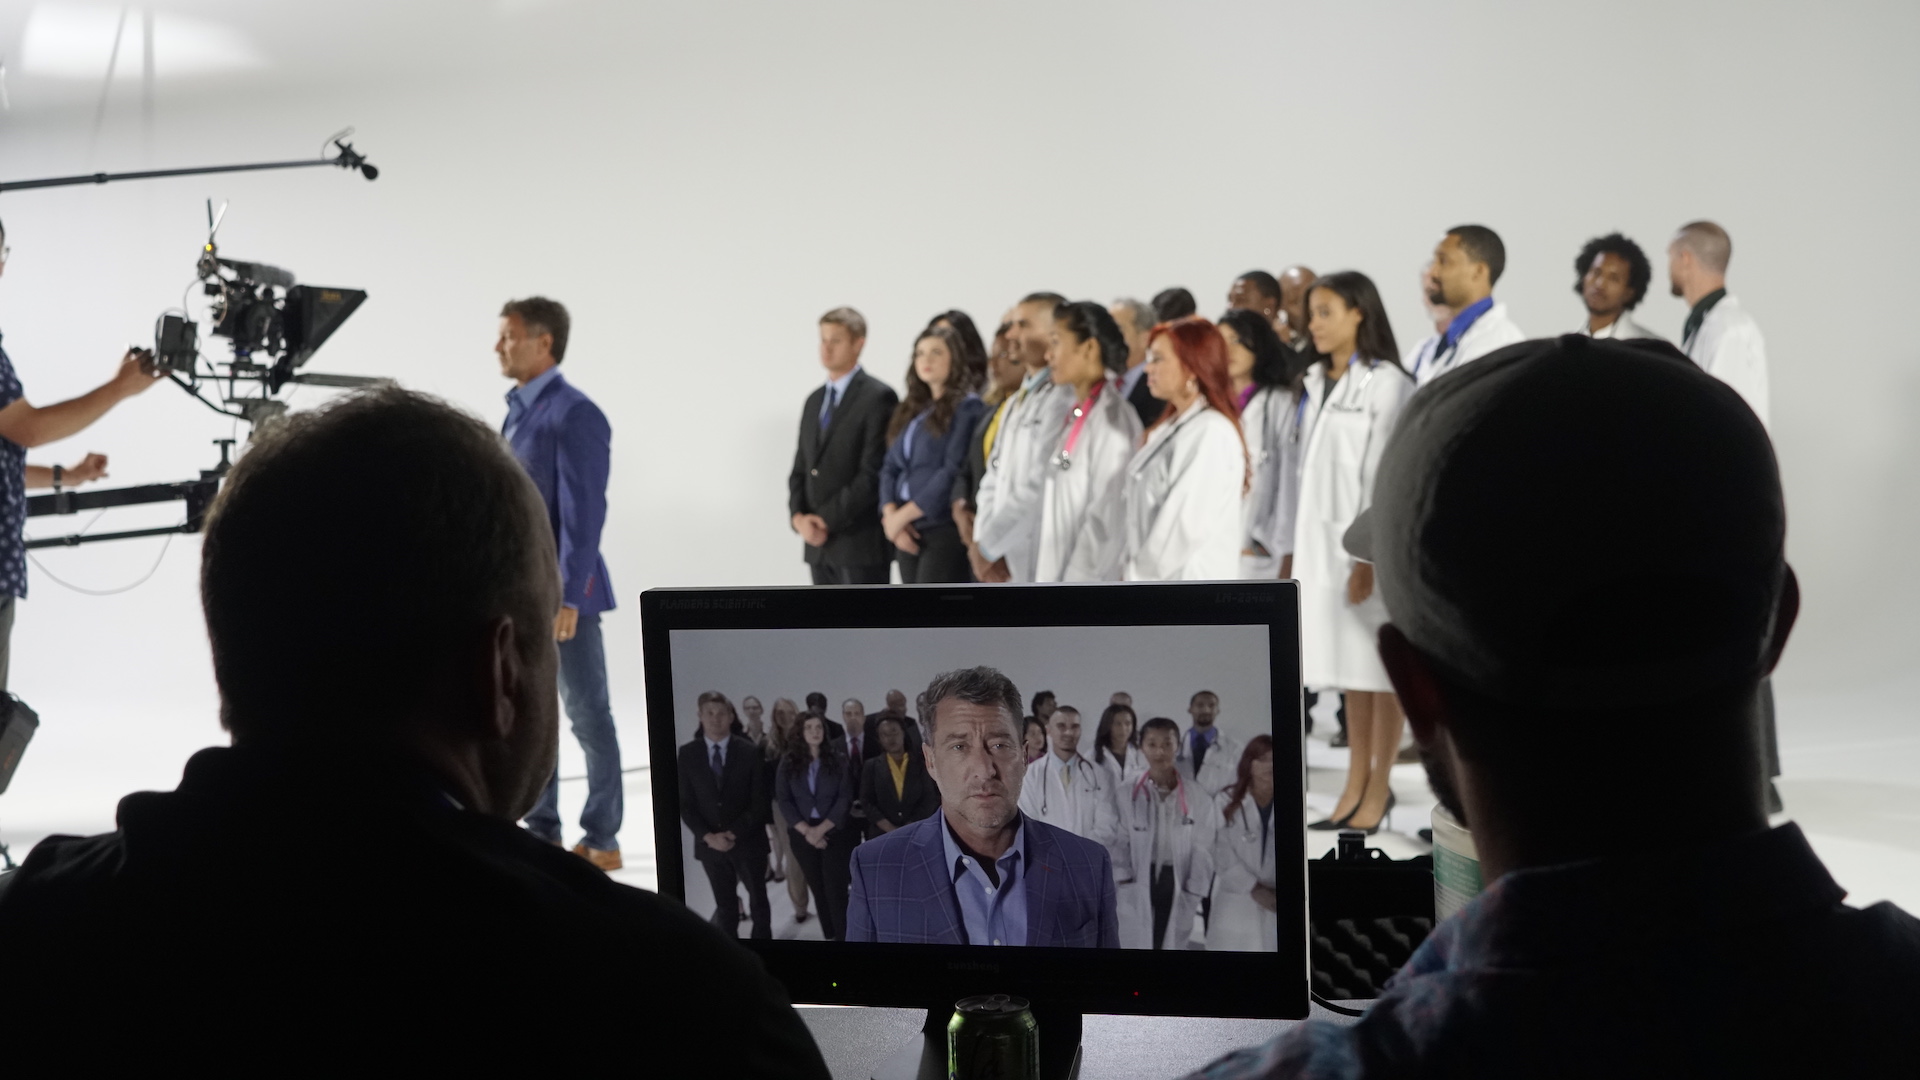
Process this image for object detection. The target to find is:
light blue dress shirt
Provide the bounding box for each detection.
[503,365,564,442]
[819,365,862,428]
[940,813,1030,947]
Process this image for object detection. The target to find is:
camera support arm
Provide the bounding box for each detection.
[24,441,232,550]
[0,139,377,194]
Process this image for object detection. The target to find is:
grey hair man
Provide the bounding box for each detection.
[1110,297,1161,429]
[0,389,829,1073]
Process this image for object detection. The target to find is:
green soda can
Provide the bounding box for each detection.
[947,994,1039,1080]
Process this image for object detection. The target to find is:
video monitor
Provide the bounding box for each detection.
[642,582,1307,1019]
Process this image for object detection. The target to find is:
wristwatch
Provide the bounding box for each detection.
[51,464,64,489]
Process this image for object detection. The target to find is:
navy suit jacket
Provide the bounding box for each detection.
[505,371,614,617]
[844,813,1119,947]
[877,395,984,529]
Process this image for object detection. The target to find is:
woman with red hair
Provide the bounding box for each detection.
[1119,316,1248,580]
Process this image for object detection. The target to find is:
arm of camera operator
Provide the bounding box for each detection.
[24,453,109,489]
[0,350,160,449]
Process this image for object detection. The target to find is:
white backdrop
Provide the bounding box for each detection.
[0,0,1915,850]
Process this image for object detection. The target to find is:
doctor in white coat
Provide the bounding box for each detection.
[973,293,1073,582]
[1573,233,1664,342]
[1018,706,1124,863]
[1117,717,1215,950]
[1296,272,1414,836]
[1411,225,1525,389]
[1033,301,1143,582]
[1092,702,1146,795]
[1207,733,1278,952]
[1670,221,1769,427]
[1120,317,1247,581]
[1220,309,1303,581]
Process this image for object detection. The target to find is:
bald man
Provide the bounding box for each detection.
[1275,266,1317,352]
[1670,221,1769,427]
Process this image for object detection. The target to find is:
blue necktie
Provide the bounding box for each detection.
[711,743,724,782]
[820,385,839,431]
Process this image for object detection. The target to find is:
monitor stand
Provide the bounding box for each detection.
[872,1003,1082,1080]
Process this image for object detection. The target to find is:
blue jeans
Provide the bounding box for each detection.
[525,611,623,851]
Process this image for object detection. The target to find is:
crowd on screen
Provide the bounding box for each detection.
[679,685,1278,952]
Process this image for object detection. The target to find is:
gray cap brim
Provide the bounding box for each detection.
[1342,509,1375,562]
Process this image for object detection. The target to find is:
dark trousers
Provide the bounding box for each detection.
[701,846,772,940]
[1149,864,1175,951]
[896,522,971,583]
[810,562,890,585]
[789,820,855,941]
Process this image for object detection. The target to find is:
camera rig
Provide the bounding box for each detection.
[16,136,384,550]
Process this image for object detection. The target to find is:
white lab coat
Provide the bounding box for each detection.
[1412,300,1525,389]
[974,375,1075,582]
[1577,311,1664,341]
[1207,791,1278,952]
[1018,750,1124,864]
[1239,385,1306,580]
[1116,771,1215,951]
[1296,359,1414,691]
[1684,294,1769,428]
[1175,725,1243,801]
[1095,746,1148,797]
[1034,378,1144,582]
[1121,400,1245,581]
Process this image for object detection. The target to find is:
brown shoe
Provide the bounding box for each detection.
[571,843,623,872]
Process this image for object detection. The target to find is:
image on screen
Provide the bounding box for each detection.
[668,623,1279,953]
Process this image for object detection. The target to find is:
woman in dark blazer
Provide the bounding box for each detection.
[775,712,857,940]
[880,325,985,583]
[857,715,940,840]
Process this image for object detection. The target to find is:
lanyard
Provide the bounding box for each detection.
[1054,380,1106,471]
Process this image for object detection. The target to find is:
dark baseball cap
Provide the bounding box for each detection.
[1344,335,1786,707]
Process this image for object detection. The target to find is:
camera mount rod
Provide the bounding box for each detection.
[0,136,377,194]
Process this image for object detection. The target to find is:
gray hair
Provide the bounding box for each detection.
[1111,297,1156,335]
[820,305,868,340]
[1673,221,1732,273]
[923,666,1023,742]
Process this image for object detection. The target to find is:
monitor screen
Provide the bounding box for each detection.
[642,583,1307,1019]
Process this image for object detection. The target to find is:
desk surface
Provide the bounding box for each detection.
[798,1003,1365,1080]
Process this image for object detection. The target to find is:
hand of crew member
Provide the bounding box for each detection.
[114,348,164,396]
[63,452,110,484]
[704,831,736,852]
[1279,554,1293,580]
[554,606,578,643]
[1346,561,1374,605]
[1252,884,1278,913]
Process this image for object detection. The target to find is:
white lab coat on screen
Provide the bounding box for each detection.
[1095,746,1147,798]
[1295,359,1414,691]
[1175,725,1243,801]
[1120,399,1245,581]
[1116,771,1215,951]
[1239,385,1306,580]
[1018,750,1124,862]
[1578,312,1664,341]
[1413,300,1525,389]
[974,375,1075,582]
[1685,294,1769,428]
[1034,377,1143,582]
[1207,791,1278,952]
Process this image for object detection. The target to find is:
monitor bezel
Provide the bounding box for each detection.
[641,581,1308,1020]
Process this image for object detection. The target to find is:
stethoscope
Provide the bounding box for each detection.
[1322,359,1380,414]
[1127,400,1209,478]
[1130,771,1195,827]
[1036,753,1105,815]
[1050,380,1110,473]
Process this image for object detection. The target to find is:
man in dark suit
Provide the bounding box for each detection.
[679,691,774,940]
[1109,297,1163,430]
[859,715,939,840]
[789,306,899,585]
[496,297,624,871]
[846,666,1120,948]
[0,390,826,1073]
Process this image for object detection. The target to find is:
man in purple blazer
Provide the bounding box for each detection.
[496,297,623,871]
[846,666,1119,948]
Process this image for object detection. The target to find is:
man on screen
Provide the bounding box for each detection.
[678,691,773,940]
[845,667,1119,947]
[1018,706,1122,858]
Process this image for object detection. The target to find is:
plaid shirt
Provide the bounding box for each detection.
[0,338,25,599]
[1185,823,1920,1079]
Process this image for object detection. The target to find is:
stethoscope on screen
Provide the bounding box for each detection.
[1037,755,1103,815]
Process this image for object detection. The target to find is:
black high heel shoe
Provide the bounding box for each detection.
[1344,790,1396,835]
[1308,803,1359,831]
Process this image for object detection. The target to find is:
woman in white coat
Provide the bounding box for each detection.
[1120,317,1248,581]
[1092,702,1146,794]
[1117,717,1215,950]
[1033,301,1144,582]
[1296,272,1414,835]
[1207,734,1277,952]
[1220,309,1307,581]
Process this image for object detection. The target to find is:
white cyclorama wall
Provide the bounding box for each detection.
[0,1,1915,846]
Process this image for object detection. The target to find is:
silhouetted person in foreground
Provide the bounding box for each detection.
[0,389,829,1074]
[1188,337,1920,1079]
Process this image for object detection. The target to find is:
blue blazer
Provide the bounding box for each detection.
[878,396,984,529]
[774,753,855,830]
[504,371,615,617]
[844,813,1119,947]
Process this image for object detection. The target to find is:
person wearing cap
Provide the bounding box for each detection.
[1410,225,1525,389]
[1295,272,1413,835]
[1185,336,1920,1079]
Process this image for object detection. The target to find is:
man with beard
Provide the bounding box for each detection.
[1186,337,1920,1079]
[1572,232,1661,341]
[1411,226,1525,389]
[971,293,1072,582]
